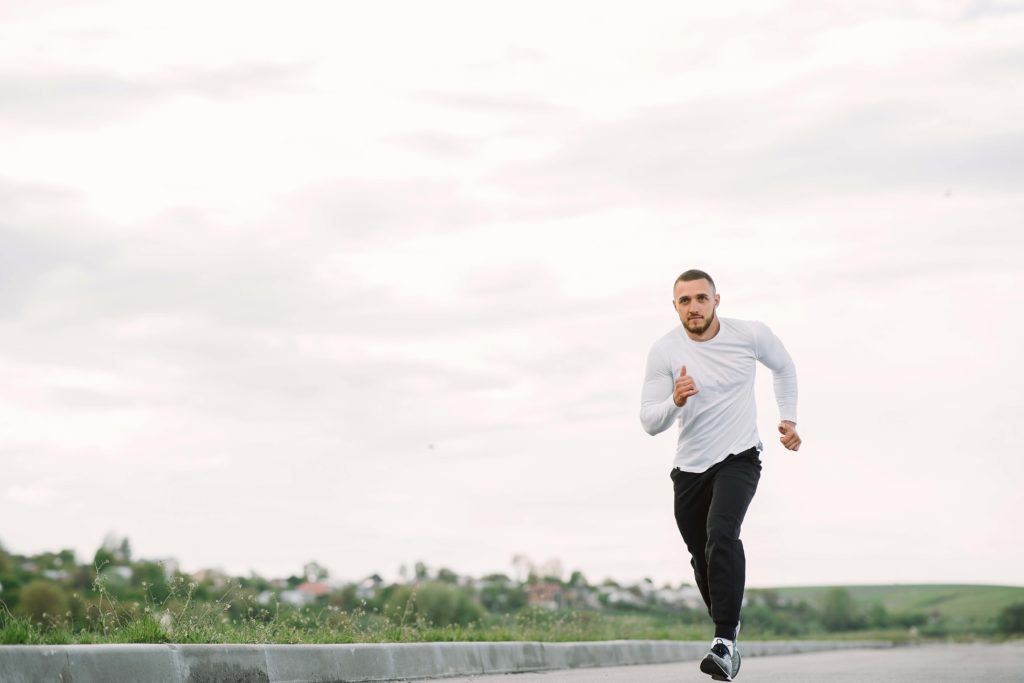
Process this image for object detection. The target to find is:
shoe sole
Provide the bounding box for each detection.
[699,654,732,681]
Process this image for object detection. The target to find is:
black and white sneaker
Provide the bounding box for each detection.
[732,622,741,677]
[700,639,736,681]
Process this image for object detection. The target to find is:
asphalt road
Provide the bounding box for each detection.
[436,642,1024,683]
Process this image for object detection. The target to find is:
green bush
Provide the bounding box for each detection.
[385,582,484,627]
[479,582,527,613]
[997,602,1024,634]
[16,580,69,625]
[821,587,864,632]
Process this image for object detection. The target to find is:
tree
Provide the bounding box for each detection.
[330,584,360,611]
[436,567,459,584]
[303,561,328,583]
[821,587,863,631]
[866,603,890,629]
[117,538,132,564]
[132,561,171,603]
[511,554,533,584]
[96,533,131,565]
[93,547,115,570]
[0,543,11,576]
[385,582,483,626]
[480,581,528,613]
[16,580,69,625]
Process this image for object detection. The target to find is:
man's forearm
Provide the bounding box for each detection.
[772,364,798,423]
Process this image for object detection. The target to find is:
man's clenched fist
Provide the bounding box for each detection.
[778,421,801,451]
[673,365,699,407]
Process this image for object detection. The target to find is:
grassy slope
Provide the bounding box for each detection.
[766,584,1024,622]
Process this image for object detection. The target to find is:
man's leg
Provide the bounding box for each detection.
[705,449,762,639]
[671,467,714,616]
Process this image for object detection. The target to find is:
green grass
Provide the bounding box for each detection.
[0,607,713,646]
[4,580,1020,646]
[770,584,1024,622]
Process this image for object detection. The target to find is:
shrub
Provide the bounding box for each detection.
[385,582,484,627]
[16,580,69,626]
[820,587,864,632]
[997,603,1024,634]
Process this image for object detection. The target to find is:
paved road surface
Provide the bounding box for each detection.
[436,642,1024,682]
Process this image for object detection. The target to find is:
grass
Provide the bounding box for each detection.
[770,584,1024,622]
[0,606,715,646]
[4,578,1020,646]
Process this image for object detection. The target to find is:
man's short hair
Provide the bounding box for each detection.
[674,269,716,292]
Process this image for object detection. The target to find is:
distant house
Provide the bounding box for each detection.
[356,574,383,600]
[655,586,703,610]
[297,581,330,598]
[527,582,563,610]
[260,581,332,608]
[563,588,600,610]
[192,568,229,588]
[280,589,314,607]
[100,565,132,582]
[600,587,645,609]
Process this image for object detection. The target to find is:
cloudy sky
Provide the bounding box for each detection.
[2,0,1022,589]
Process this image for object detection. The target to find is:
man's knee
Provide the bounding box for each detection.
[706,513,741,544]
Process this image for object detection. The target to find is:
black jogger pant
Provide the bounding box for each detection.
[671,446,761,639]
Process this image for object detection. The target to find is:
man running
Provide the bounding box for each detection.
[640,269,800,681]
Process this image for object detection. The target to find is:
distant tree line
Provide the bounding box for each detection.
[2,538,1021,640]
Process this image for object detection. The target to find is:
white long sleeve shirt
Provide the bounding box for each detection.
[640,317,798,473]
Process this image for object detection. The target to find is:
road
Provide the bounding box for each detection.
[436,642,1024,682]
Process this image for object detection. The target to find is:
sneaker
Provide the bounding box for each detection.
[700,639,735,681]
[732,622,741,677]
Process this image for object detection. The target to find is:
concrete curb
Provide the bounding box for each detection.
[0,639,893,682]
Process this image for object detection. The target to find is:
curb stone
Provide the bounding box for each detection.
[0,639,893,682]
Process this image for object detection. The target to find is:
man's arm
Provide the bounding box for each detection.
[753,322,801,450]
[639,345,683,436]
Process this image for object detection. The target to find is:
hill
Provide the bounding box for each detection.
[766,584,1024,623]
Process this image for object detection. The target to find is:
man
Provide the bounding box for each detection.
[640,269,800,681]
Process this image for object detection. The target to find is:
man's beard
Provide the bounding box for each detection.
[685,309,716,335]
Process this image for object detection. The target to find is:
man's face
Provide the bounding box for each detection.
[673,279,720,335]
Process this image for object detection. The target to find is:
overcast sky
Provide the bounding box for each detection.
[2,0,1022,588]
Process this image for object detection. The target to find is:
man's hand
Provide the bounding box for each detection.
[673,365,699,407]
[778,421,801,451]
